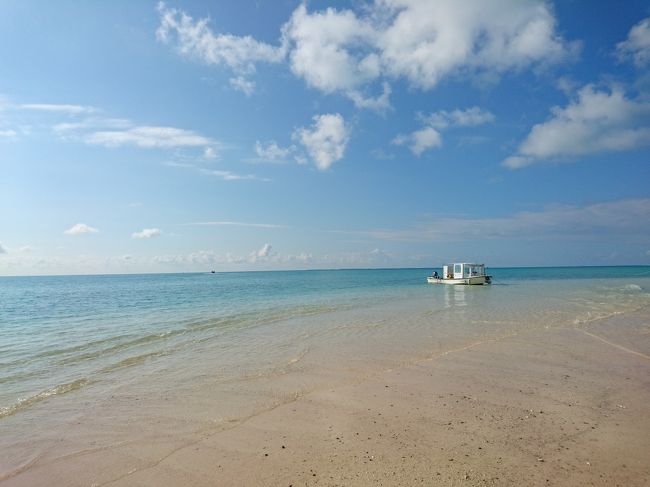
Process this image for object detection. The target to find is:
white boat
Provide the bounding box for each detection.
[427,263,491,285]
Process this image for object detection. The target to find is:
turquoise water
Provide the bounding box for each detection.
[1,266,650,432]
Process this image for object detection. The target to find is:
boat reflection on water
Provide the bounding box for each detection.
[444,283,467,308]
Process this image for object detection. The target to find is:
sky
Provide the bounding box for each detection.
[1,0,650,275]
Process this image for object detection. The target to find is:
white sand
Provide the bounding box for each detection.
[2,310,650,486]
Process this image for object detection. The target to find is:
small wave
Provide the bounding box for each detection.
[287,348,309,365]
[0,334,133,370]
[185,303,342,335]
[97,349,172,373]
[0,368,42,386]
[57,330,181,366]
[0,378,91,420]
[622,284,642,292]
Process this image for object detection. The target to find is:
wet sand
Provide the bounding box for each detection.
[3,311,650,486]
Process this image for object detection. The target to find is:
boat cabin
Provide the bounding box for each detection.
[442,263,487,280]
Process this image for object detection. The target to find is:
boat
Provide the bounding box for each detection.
[427,263,491,285]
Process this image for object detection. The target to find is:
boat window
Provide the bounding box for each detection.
[454,264,461,274]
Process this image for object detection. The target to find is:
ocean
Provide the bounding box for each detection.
[1,266,650,476]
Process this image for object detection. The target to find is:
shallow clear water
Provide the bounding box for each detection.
[1,267,650,424]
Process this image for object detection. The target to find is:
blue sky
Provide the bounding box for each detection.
[1,0,649,275]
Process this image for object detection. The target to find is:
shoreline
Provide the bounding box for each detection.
[3,308,649,486]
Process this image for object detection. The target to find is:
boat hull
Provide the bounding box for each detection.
[427,276,488,285]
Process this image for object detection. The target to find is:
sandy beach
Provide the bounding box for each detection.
[3,307,649,487]
[3,0,650,484]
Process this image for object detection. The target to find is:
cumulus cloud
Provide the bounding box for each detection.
[283,0,574,103]
[257,243,272,258]
[293,113,349,170]
[345,82,392,112]
[393,106,493,156]
[393,127,442,156]
[375,0,575,89]
[0,129,17,138]
[503,85,650,168]
[64,223,99,235]
[283,4,378,94]
[132,228,162,239]
[617,17,650,67]
[421,106,495,129]
[86,126,213,148]
[158,1,576,108]
[254,140,292,162]
[248,243,273,263]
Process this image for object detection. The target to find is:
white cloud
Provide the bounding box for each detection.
[154,249,225,266]
[229,76,256,96]
[149,247,396,270]
[376,0,575,90]
[393,106,493,156]
[156,2,285,74]
[345,82,392,111]
[164,160,196,168]
[0,129,17,137]
[53,117,132,134]
[293,113,349,170]
[19,103,96,114]
[152,247,315,268]
[617,17,650,67]
[132,228,162,239]
[421,106,495,129]
[201,169,265,181]
[393,127,442,156]
[203,146,218,160]
[283,1,573,92]
[254,140,292,162]
[356,198,650,243]
[503,85,650,168]
[257,243,272,258]
[18,245,33,253]
[249,243,273,263]
[283,4,378,93]
[64,223,99,235]
[158,1,575,108]
[86,126,213,149]
[164,153,265,181]
[0,242,6,254]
